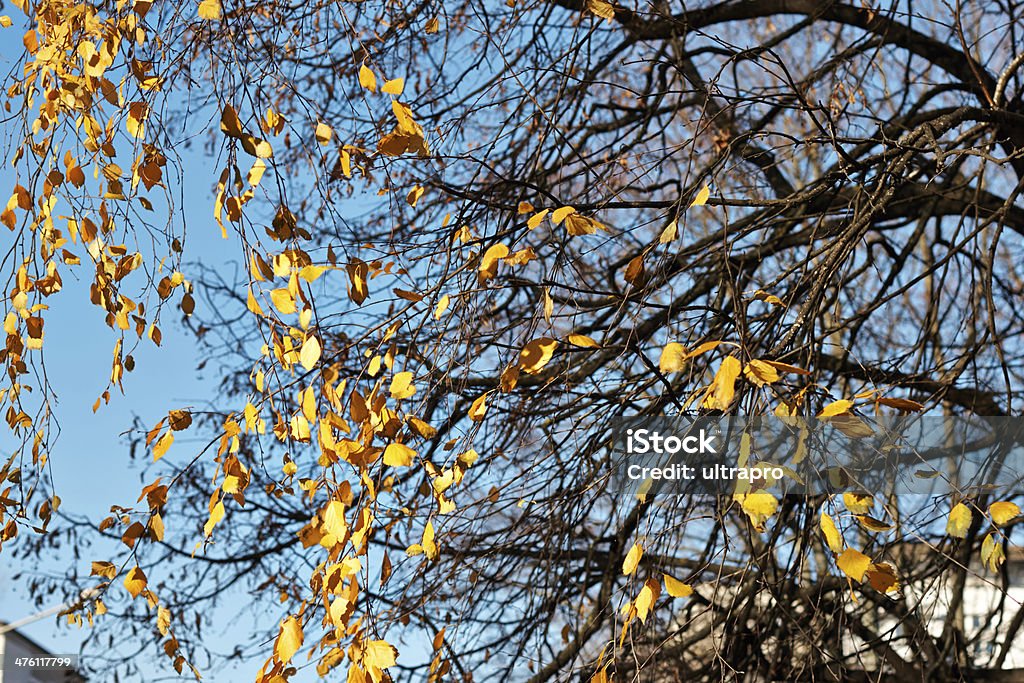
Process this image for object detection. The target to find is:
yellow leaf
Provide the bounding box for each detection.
[407,416,437,439]
[0,16,11,27]
[622,542,643,575]
[551,206,576,224]
[299,335,322,371]
[659,342,687,373]
[425,16,440,33]
[568,334,598,348]
[685,340,721,359]
[703,356,742,410]
[836,548,871,582]
[315,122,333,145]
[383,443,416,467]
[586,0,615,20]
[390,371,417,399]
[275,616,303,663]
[322,501,347,540]
[91,561,117,579]
[947,502,972,539]
[517,201,534,214]
[989,501,1020,526]
[434,294,450,320]
[519,338,557,374]
[359,63,377,92]
[469,393,489,421]
[422,520,439,560]
[658,220,677,243]
[270,288,296,315]
[527,209,549,230]
[157,606,171,636]
[362,639,398,672]
[982,533,1006,572]
[634,577,660,623]
[818,399,853,418]
[479,243,510,283]
[153,431,173,461]
[124,566,147,598]
[663,574,693,598]
[843,492,873,515]
[689,184,710,208]
[820,512,843,553]
[856,515,894,532]
[204,501,225,537]
[564,213,602,236]
[382,78,405,95]
[738,491,777,531]
[197,0,221,20]
[744,359,780,387]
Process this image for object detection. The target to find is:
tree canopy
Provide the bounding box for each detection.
[4,0,1024,680]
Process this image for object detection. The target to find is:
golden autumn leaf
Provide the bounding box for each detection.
[820,512,843,553]
[551,206,576,224]
[818,399,853,418]
[390,371,417,399]
[383,443,416,467]
[843,492,873,515]
[91,560,117,579]
[947,502,972,538]
[659,342,687,373]
[382,78,405,95]
[622,542,643,575]
[322,501,347,540]
[689,184,710,207]
[424,16,440,33]
[586,0,615,20]
[407,416,437,439]
[197,0,221,20]
[658,219,678,243]
[568,333,598,348]
[663,574,693,598]
[744,359,780,387]
[527,209,549,230]
[204,501,225,537]
[856,515,894,532]
[434,294,450,319]
[359,63,377,92]
[989,501,1019,526]
[124,566,147,598]
[299,335,322,371]
[634,577,661,623]
[982,533,1006,572]
[479,243,509,283]
[738,491,777,531]
[836,548,870,582]
[275,616,304,663]
[703,356,742,410]
[362,639,398,673]
[422,520,439,560]
[519,338,557,374]
[315,121,333,145]
[469,393,489,421]
[564,213,602,236]
[153,431,173,461]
